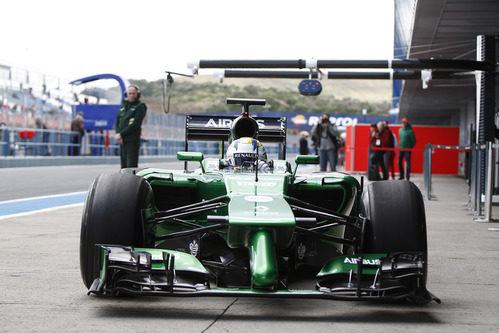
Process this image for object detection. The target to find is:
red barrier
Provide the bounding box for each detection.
[345,124,460,174]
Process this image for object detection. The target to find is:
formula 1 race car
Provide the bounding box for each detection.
[80,98,439,304]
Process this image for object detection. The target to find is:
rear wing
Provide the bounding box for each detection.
[184,114,287,159]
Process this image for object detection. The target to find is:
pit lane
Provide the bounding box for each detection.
[1,164,499,332]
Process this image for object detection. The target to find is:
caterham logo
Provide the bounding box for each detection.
[189,240,199,257]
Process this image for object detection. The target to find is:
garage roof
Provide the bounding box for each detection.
[399,0,499,125]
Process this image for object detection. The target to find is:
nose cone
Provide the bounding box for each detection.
[249,230,278,289]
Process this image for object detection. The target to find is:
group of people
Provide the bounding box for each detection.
[299,113,343,172]
[368,117,416,181]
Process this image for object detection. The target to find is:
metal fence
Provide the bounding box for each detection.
[0,126,293,159]
[423,142,497,222]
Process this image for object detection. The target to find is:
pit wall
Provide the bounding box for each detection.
[344,124,460,175]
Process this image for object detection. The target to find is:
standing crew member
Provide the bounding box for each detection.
[398,117,416,180]
[384,120,397,179]
[299,131,310,155]
[367,122,379,180]
[114,85,147,168]
[70,112,85,156]
[376,121,391,180]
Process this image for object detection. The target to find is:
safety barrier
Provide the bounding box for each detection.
[423,142,498,223]
[0,127,219,158]
[423,144,471,200]
[0,127,293,161]
[469,142,498,223]
[0,127,81,157]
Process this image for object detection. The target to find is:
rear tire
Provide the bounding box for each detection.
[79,172,153,288]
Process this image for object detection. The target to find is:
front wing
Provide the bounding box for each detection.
[88,245,440,304]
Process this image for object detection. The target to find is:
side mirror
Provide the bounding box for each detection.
[177,152,204,172]
[295,155,319,165]
[177,151,204,162]
[293,155,319,177]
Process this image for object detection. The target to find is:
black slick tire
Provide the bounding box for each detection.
[361,180,430,301]
[79,172,153,288]
[362,180,427,254]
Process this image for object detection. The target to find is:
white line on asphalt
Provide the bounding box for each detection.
[0,203,85,221]
[0,191,87,205]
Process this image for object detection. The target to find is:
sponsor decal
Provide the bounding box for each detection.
[308,116,358,129]
[255,205,269,212]
[189,240,199,257]
[291,114,307,126]
[204,118,266,129]
[94,120,108,126]
[244,195,273,202]
[234,153,256,158]
[205,118,233,128]
[343,257,381,265]
[237,181,276,187]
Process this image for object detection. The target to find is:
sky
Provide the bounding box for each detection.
[0,0,394,82]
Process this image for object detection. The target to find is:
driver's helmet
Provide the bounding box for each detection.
[226,137,267,169]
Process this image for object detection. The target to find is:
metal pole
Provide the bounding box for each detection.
[470,145,477,212]
[220,70,473,80]
[477,146,483,217]
[476,142,496,222]
[484,141,494,221]
[424,144,432,200]
[197,59,493,72]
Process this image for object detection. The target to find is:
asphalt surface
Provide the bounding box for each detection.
[1,164,499,332]
[0,161,184,201]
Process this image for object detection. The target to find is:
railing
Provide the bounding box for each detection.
[423,144,471,201]
[0,127,81,157]
[423,142,498,223]
[0,127,293,159]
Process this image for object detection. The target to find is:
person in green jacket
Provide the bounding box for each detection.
[114,85,147,168]
[398,117,416,180]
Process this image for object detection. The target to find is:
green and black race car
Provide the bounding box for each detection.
[80,98,439,304]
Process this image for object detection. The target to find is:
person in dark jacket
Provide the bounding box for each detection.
[299,131,310,155]
[70,112,84,156]
[376,121,390,180]
[367,122,380,180]
[398,117,416,180]
[312,113,339,171]
[114,85,147,168]
[384,120,396,179]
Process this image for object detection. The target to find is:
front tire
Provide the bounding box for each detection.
[79,172,153,288]
[362,180,430,301]
[362,180,427,254]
